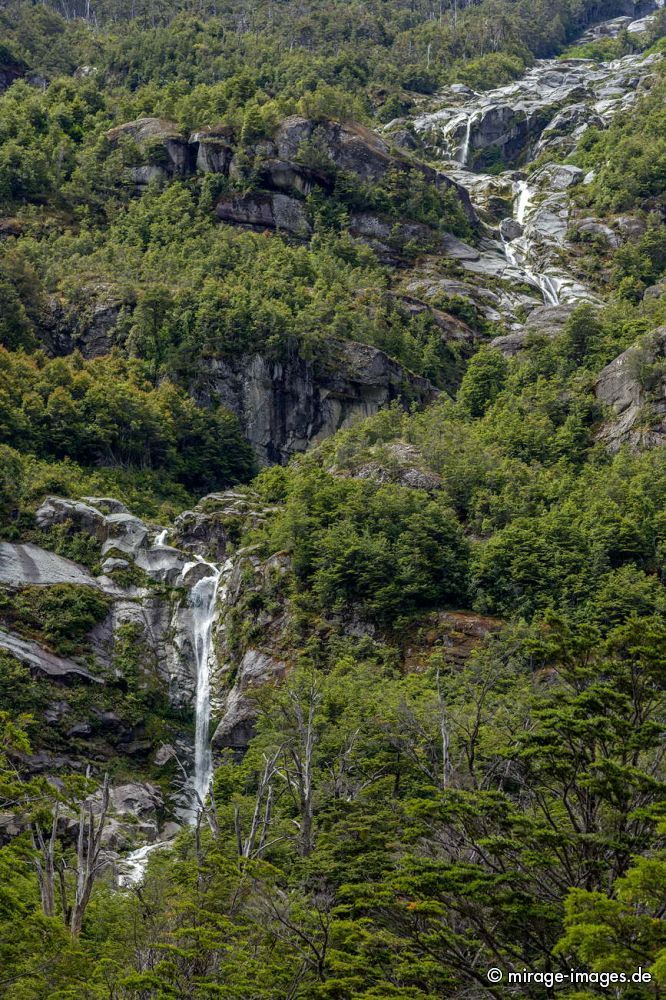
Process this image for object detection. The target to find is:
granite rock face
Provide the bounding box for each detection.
[103,113,476,225]
[190,339,437,466]
[106,118,196,182]
[595,328,666,452]
[0,542,101,589]
[0,629,104,683]
[214,191,312,236]
[412,29,661,168]
[212,648,287,750]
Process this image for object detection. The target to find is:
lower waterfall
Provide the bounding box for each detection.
[119,559,225,885]
[190,567,222,811]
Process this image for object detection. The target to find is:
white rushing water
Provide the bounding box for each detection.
[537,274,561,306]
[118,841,169,887]
[190,567,222,810]
[155,528,169,546]
[118,558,225,886]
[458,113,475,165]
[514,179,532,226]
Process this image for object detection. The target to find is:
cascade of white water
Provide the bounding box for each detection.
[537,274,561,306]
[501,231,561,307]
[502,176,561,307]
[118,557,228,886]
[155,529,168,546]
[514,179,532,225]
[118,841,169,887]
[458,114,475,166]
[190,567,221,810]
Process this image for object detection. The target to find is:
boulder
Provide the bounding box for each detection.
[524,304,579,335]
[574,218,622,248]
[172,508,229,560]
[615,215,648,240]
[595,327,666,451]
[44,700,70,723]
[154,743,177,766]
[440,233,480,261]
[0,542,100,588]
[97,782,164,848]
[350,443,443,491]
[390,293,479,344]
[644,279,666,301]
[106,117,194,179]
[499,217,524,241]
[388,128,420,151]
[36,497,109,539]
[491,304,579,357]
[532,163,584,191]
[189,125,235,173]
[108,781,163,817]
[275,115,395,183]
[82,498,130,515]
[533,103,604,159]
[213,648,287,750]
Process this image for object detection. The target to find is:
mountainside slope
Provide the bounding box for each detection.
[0,1,665,997]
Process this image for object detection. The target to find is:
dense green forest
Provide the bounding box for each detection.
[0,0,665,997]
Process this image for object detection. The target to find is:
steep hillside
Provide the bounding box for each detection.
[0,1,665,997]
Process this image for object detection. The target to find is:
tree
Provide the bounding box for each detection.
[458,346,508,417]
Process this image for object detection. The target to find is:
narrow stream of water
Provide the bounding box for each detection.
[190,567,221,810]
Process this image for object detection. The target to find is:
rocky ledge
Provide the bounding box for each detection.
[106,114,477,229]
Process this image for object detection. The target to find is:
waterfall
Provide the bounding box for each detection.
[458,114,475,166]
[502,177,561,307]
[190,567,221,811]
[118,841,168,887]
[537,274,561,306]
[514,179,532,225]
[118,556,226,886]
[155,529,168,546]
[501,231,561,307]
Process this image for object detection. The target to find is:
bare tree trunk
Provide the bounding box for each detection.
[237,751,280,860]
[289,680,320,857]
[436,665,451,788]
[70,772,110,936]
[32,802,59,918]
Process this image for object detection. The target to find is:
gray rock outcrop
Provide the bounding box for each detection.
[0,542,101,589]
[190,339,438,465]
[106,118,195,182]
[103,113,476,227]
[215,191,312,236]
[0,629,104,683]
[595,328,666,451]
[412,37,660,168]
[212,648,286,750]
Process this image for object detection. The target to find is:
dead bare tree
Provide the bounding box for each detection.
[278,677,321,857]
[32,801,60,918]
[31,771,111,935]
[234,748,281,860]
[69,771,110,935]
[253,883,333,983]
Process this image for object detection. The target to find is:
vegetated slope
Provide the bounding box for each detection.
[0,1,665,998]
